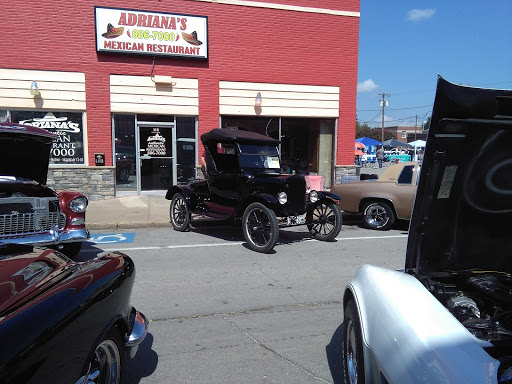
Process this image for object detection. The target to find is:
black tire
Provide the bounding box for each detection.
[306,201,342,241]
[170,193,191,231]
[242,202,279,253]
[117,168,130,182]
[362,201,395,230]
[51,242,82,259]
[343,300,365,384]
[83,327,124,384]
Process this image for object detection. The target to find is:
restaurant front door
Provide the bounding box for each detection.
[138,124,174,191]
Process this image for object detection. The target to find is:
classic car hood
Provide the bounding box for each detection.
[0,123,56,185]
[0,177,57,198]
[0,245,74,316]
[0,245,130,318]
[406,76,512,274]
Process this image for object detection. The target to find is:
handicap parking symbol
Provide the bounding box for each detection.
[88,233,135,244]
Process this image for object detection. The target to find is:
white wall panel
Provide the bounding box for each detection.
[110,75,199,115]
[219,81,339,117]
[0,68,86,110]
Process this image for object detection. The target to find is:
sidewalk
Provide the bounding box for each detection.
[86,166,388,229]
[86,193,170,229]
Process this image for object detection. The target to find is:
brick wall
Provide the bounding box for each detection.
[2,0,359,167]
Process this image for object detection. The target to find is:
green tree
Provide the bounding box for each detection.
[422,116,431,131]
[356,125,395,142]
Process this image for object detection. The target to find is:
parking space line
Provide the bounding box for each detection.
[83,234,407,253]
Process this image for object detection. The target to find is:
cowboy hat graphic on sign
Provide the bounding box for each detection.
[181,31,202,46]
[102,23,124,39]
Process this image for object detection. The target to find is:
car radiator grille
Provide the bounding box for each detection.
[285,178,307,215]
[0,196,65,236]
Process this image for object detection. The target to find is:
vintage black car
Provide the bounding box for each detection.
[0,243,148,383]
[0,122,90,259]
[165,128,342,253]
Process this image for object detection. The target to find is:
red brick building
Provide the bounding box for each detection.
[1,0,360,199]
[384,126,428,142]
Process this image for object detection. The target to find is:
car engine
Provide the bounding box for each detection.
[422,272,512,382]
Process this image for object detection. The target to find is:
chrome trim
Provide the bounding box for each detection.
[125,310,149,359]
[0,228,90,246]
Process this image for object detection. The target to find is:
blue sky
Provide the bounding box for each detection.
[356,1,512,128]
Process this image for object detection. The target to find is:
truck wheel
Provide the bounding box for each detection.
[343,299,365,384]
[242,202,279,253]
[362,201,395,230]
[306,201,342,241]
[170,193,191,231]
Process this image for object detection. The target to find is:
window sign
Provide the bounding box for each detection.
[95,7,208,59]
[146,128,169,156]
[11,111,85,165]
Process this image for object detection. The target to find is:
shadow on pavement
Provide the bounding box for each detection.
[326,322,346,384]
[189,219,323,250]
[124,332,159,384]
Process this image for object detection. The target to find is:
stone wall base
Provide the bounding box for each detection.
[334,165,360,185]
[47,165,361,200]
[47,167,115,201]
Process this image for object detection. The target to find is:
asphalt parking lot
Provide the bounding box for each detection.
[85,218,409,383]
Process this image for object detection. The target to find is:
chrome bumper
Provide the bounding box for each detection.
[0,228,90,246]
[125,310,149,359]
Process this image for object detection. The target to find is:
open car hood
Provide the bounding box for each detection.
[406,76,512,274]
[0,123,56,185]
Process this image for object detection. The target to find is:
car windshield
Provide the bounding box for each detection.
[238,144,280,169]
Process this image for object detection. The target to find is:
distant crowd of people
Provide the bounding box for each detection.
[355,146,425,168]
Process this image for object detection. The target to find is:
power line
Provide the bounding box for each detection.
[357,104,432,112]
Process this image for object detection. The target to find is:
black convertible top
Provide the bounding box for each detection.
[201,128,280,145]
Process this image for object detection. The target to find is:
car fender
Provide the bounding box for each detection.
[317,191,340,203]
[58,191,87,228]
[357,191,396,210]
[165,185,199,208]
[344,265,499,384]
[242,193,280,209]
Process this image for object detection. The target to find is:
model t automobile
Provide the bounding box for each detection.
[166,128,342,253]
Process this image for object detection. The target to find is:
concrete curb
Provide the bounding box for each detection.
[88,221,170,230]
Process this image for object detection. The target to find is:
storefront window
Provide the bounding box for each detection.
[220,115,334,186]
[113,114,136,192]
[176,116,197,183]
[11,111,85,165]
[0,110,8,123]
[221,116,279,140]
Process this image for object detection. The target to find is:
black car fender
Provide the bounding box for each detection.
[165,185,199,209]
[236,193,281,215]
[317,191,341,203]
[0,252,136,384]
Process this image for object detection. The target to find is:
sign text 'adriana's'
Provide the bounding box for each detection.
[95,7,208,59]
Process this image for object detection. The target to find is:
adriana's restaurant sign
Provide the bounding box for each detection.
[95,7,208,59]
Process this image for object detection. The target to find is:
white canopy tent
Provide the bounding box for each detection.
[408,140,426,161]
[408,139,426,148]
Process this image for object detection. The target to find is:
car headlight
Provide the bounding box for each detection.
[278,192,287,205]
[309,190,319,203]
[69,196,88,213]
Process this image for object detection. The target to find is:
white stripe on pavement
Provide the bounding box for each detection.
[84,234,408,253]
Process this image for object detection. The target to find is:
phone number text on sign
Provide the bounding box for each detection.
[128,29,179,42]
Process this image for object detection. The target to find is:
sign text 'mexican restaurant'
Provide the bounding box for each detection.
[95,7,208,59]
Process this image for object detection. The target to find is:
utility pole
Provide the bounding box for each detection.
[415,114,418,140]
[378,93,390,143]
